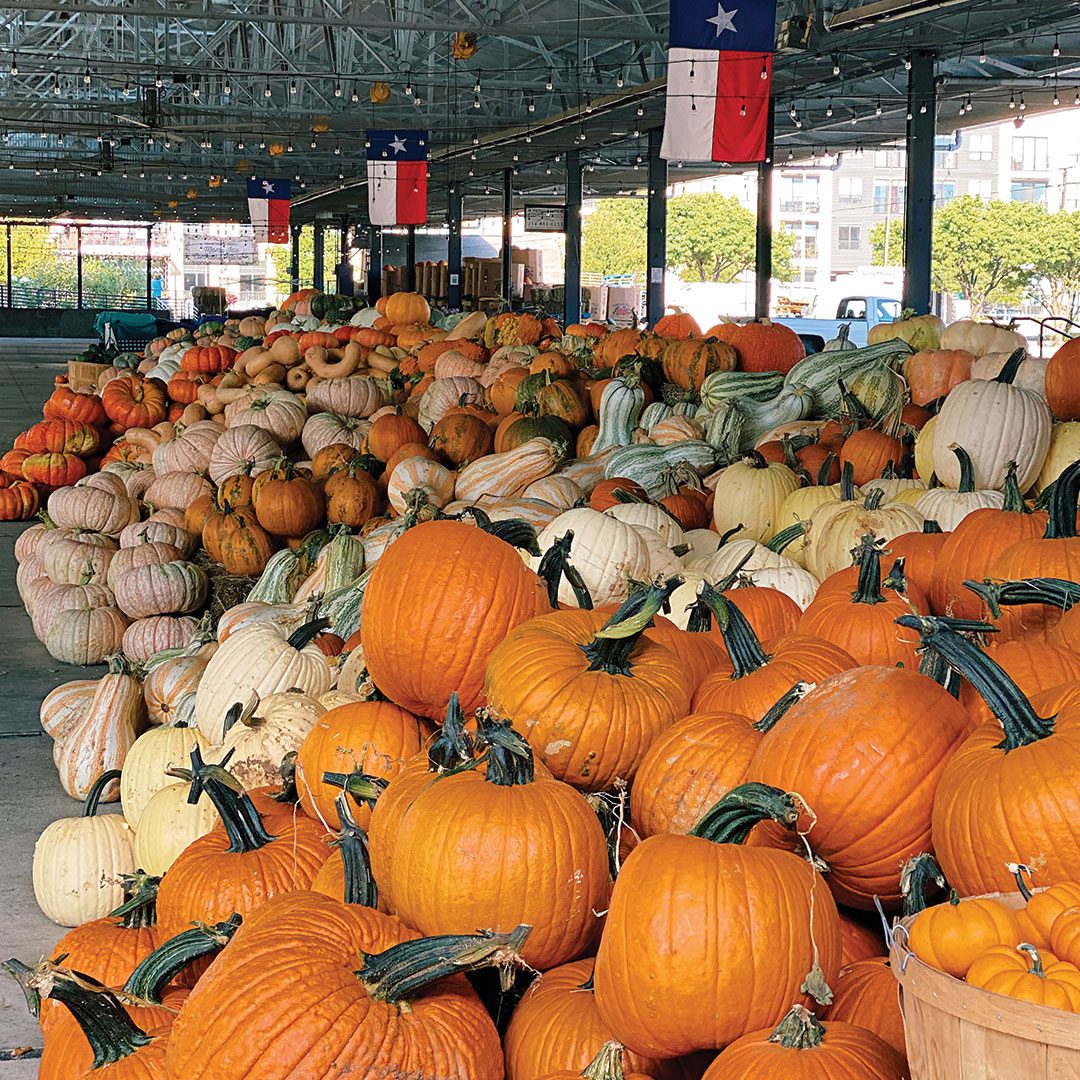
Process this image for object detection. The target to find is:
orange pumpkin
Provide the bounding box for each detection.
[733,321,806,374]
[367,411,427,462]
[904,348,973,406]
[661,338,737,390]
[429,412,493,466]
[653,312,702,340]
[180,344,237,374]
[383,291,431,326]
[1046,336,1080,420]
[101,374,168,430]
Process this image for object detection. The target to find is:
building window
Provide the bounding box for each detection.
[872,180,906,214]
[1065,182,1080,213]
[934,149,957,170]
[838,177,863,205]
[778,174,820,213]
[968,132,993,161]
[838,225,862,250]
[968,178,993,199]
[1011,181,1049,205]
[1011,137,1049,171]
[782,220,819,259]
[802,269,817,283]
[934,181,957,204]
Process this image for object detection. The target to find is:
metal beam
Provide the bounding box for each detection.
[755,104,775,320]
[146,225,153,311]
[564,148,582,327]
[312,220,325,292]
[405,225,416,292]
[447,188,462,309]
[76,224,83,309]
[289,222,301,292]
[368,226,383,302]
[501,167,513,304]
[903,50,936,314]
[646,128,666,327]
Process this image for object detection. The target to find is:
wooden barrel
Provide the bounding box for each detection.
[891,891,1080,1079]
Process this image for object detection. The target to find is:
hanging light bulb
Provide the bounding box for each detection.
[739,100,746,116]
[760,58,768,79]
[9,52,17,76]
[264,79,272,97]
[965,93,973,112]
[1074,88,1080,106]
[850,108,858,124]
[84,64,91,85]
[351,84,359,103]
[919,103,927,114]
[979,44,987,63]
[287,141,293,151]
[53,75,61,95]
[525,133,532,143]
[1019,91,1026,110]
[875,98,882,115]
[404,76,413,96]
[788,148,794,160]
[1054,88,1061,106]
[474,72,482,93]
[904,56,912,71]
[289,78,297,95]
[259,137,266,148]
[338,168,344,179]
[473,94,480,108]
[546,70,553,90]
[1054,34,1061,58]
[527,96,535,112]
[334,81,342,97]
[237,137,244,149]
[832,55,841,76]
[413,94,422,106]
[224,77,231,95]
[123,79,131,96]
[154,70,162,88]
[310,138,317,149]
[512,151,519,161]
[148,134,155,145]
[334,143,341,155]
[616,71,624,88]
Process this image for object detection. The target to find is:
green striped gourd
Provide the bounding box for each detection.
[784,339,914,418]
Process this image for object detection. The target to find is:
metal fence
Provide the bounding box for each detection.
[0,282,163,312]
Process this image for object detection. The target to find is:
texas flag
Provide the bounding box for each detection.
[246,178,291,244]
[367,130,428,226]
[662,0,777,164]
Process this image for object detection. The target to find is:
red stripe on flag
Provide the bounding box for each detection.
[395,161,428,225]
[266,198,290,245]
[712,51,772,164]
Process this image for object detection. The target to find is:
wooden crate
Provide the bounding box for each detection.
[67,360,109,391]
[891,892,1080,1079]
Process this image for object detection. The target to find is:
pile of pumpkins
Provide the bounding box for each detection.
[12,290,1080,1080]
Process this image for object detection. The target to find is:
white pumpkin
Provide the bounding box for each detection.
[940,319,1026,358]
[931,352,1052,492]
[692,538,820,610]
[143,471,213,512]
[135,782,218,876]
[521,474,582,510]
[603,501,686,547]
[305,375,385,418]
[46,606,129,665]
[151,420,222,475]
[229,389,307,444]
[971,352,1049,397]
[417,376,483,432]
[300,412,372,458]
[193,617,332,742]
[31,580,114,643]
[48,480,141,537]
[216,689,326,790]
[710,456,800,543]
[32,774,137,926]
[113,559,208,619]
[122,615,200,662]
[118,518,196,556]
[1035,422,1080,494]
[681,529,723,562]
[531,507,652,607]
[387,458,457,516]
[914,445,1003,530]
[208,423,283,484]
[103,460,156,499]
[637,525,684,579]
[40,532,117,586]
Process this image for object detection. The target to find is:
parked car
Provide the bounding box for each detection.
[775,296,903,352]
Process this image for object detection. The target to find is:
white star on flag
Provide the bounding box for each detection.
[706,3,738,34]
[261,180,275,194]
[389,135,408,154]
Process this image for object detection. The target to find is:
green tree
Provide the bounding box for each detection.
[582,193,794,282]
[1027,209,1080,322]
[869,218,905,269]
[4,225,70,298]
[582,198,647,277]
[268,227,315,291]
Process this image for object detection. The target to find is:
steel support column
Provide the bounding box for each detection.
[336,216,353,295]
[368,227,383,303]
[501,167,513,304]
[646,129,667,327]
[447,190,463,309]
[75,224,83,310]
[904,50,936,315]
[754,105,775,320]
[289,224,301,292]
[145,226,153,312]
[405,225,416,292]
[312,221,326,293]
[564,149,582,327]
[5,225,11,307]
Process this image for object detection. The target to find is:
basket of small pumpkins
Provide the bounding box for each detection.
[891,858,1080,1079]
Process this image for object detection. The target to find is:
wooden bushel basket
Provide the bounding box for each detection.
[67,360,109,391]
[891,891,1080,1079]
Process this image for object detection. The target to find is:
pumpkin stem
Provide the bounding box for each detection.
[1043,459,1080,540]
[851,534,887,605]
[816,451,837,487]
[124,913,242,1004]
[900,852,947,916]
[717,523,745,547]
[167,746,275,853]
[713,548,757,595]
[1002,462,1031,514]
[993,348,1026,385]
[743,450,769,470]
[1018,942,1046,978]
[327,793,379,907]
[357,924,532,1002]
[917,639,962,698]
[839,460,857,502]
[863,487,885,510]
[883,557,908,595]
[427,692,476,771]
[82,769,122,817]
[896,614,1056,750]
[768,1004,826,1050]
[768,522,806,554]
[611,485,649,505]
[476,715,535,786]
[537,531,595,610]
[580,1041,631,1080]
[108,873,160,931]
[692,582,770,678]
[287,617,331,650]
[322,770,388,811]
[964,577,1080,619]
[585,786,632,880]
[690,782,802,845]
[950,445,977,494]
[581,576,681,675]
[2,959,152,1068]
[922,519,944,534]
[754,682,813,734]
[1012,863,1035,902]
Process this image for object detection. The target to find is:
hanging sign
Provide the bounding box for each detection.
[524,205,567,232]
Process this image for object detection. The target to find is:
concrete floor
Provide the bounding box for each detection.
[0,339,100,1075]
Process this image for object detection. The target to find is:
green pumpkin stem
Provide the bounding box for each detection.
[754,682,812,734]
[900,852,947,916]
[358,924,532,1001]
[581,576,681,675]
[1044,459,1080,539]
[964,577,1080,619]
[1012,863,1035,902]
[691,582,769,678]
[884,557,908,595]
[167,747,275,853]
[922,519,944,534]
[83,769,122,817]
[951,445,977,494]
[124,914,242,1003]
[690,782,802,845]
[1019,942,1047,977]
[537,531,595,610]
[863,487,885,511]
[816,452,837,487]
[427,692,476,771]
[2,959,151,1068]
[329,793,379,907]
[287,617,331,650]
[839,460,857,501]
[993,348,1026,385]
[851,534,887,605]
[580,1041,631,1080]
[476,716,536,786]
[768,522,806,553]
[896,614,1055,750]
[108,873,160,931]
[768,1004,826,1050]
[1003,462,1031,514]
[322,770,388,812]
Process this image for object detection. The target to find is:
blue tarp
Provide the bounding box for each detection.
[93,311,160,337]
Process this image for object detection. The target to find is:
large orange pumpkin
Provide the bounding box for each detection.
[661,338,737,390]
[904,348,973,405]
[101,374,168,430]
[1046,336,1080,420]
[383,290,431,326]
[733,321,806,374]
[653,312,701,340]
[361,519,551,719]
[43,385,108,427]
